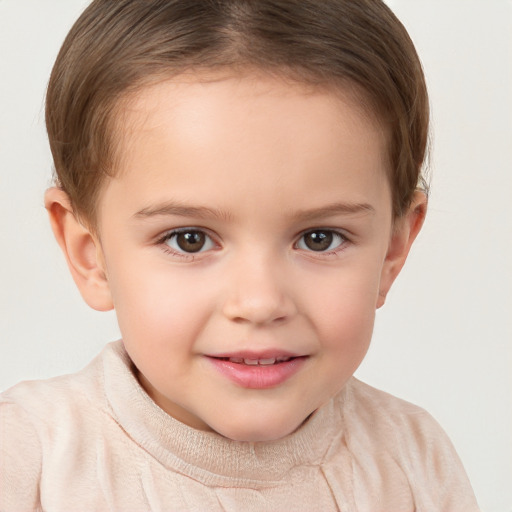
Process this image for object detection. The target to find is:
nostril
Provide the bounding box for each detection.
[231,316,248,324]
[227,316,290,328]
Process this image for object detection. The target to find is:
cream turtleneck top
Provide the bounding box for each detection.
[0,341,479,511]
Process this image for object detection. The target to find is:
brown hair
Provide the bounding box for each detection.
[46,0,429,227]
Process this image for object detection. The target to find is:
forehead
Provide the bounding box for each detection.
[118,71,384,152]
[100,72,390,221]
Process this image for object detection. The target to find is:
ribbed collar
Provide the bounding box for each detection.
[102,341,345,486]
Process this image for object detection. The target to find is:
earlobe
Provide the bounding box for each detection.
[44,187,114,312]
[376,191,427,309]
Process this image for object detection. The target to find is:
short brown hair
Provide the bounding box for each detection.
[46,0,429,227]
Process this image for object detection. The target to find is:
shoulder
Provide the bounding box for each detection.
[338,378,480,510]
[340,378,450,474]
[0,370,93,512]
[0,344,108,458]
[0,342,129,453]
[341,377,459,463]
[0,342,132,445]
[344,377,440,436]
[0,342,123,511]
[1,344,110,425]
[0,397,43,511]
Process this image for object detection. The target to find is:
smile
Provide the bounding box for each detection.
[206,354,308,389]
[216,356,293,366]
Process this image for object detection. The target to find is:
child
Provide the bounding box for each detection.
[0,0,480,510]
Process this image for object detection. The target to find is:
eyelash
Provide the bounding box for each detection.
[294,228,349,256]
[156,227,350,260]
[157,228,217,260]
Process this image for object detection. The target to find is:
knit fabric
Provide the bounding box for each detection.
[0,341,479,511]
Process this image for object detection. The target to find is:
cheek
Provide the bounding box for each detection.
[108,266,210,389]
[317,293,376,353]
[105,256,214,349]
[302,262,382,350]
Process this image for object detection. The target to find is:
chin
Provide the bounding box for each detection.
[212,413,309,443]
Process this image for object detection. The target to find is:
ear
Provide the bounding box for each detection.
[44,187,114,312]
[376,190,427,309]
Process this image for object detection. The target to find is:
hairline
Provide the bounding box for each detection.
[83,65,392,234]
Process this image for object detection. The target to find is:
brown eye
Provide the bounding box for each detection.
[165,230,214,253]
[298,230,344,252]
[176,231,205,252]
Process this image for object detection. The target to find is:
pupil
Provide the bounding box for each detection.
[177,231,205,253]
[305,231,332,251]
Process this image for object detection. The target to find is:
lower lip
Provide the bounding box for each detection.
[207,357,307,389]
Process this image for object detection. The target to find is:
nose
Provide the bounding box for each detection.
[221,254,297,325]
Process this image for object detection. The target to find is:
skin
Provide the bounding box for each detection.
[46,73,425,442]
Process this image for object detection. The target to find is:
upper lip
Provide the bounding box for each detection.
[206,350,304,360]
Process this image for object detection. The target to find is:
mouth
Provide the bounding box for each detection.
[212,355,296,366]
[206,353,308,389]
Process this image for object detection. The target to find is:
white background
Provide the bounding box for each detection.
[0,1,510,510]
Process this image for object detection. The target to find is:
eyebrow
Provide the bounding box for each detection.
[133,200,375,222]
[133,202,232,221]
[292,202,375,222]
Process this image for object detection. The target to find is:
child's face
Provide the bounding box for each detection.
[84,73,416,441]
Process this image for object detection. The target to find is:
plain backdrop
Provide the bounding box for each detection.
[0,1,511,510]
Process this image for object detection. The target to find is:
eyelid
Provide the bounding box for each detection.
[156,226,220,258]
[156,225,216,241]
[294,227,350,254]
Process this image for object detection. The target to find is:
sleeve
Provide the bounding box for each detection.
[0,401,42,512]
[404,409,481,512]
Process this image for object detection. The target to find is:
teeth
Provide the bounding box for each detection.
[227,357,289,365]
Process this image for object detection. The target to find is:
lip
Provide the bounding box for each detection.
[206,352,308,389]
[209,349,301,360]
